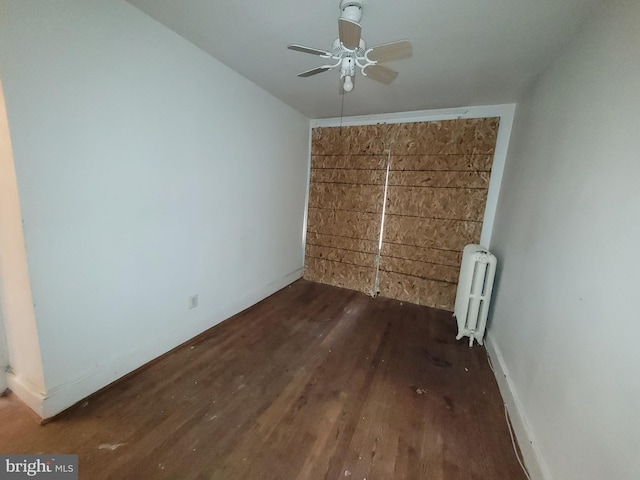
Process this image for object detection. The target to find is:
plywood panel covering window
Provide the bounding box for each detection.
[304,125,388,294]
[304,118,499,310]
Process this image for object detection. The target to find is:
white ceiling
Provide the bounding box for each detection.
[125,0,599,119]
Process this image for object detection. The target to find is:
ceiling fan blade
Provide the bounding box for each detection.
[363,64,399,84]
[288,44,332,57]
[297,66,332,77]
[367,40,412,63]
[338,18,361,50]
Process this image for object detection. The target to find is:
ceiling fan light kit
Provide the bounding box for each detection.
[288,0,411,93]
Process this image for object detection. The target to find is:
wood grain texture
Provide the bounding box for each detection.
[0,280,528,480]
[378,271,458,310]
[305,244,376,268]
[311,168,387,185]
[311,155,388,170]
[386,187,489,221]
[307,232,379,255]
[385,119,499,154]
[304,256,376,294]
[306,118,499,310]
[381,243,462,268]
[383,215,483,251]
[388,170,491,189]
[309,184,384,213]
[312,126,389,155]
[378,118,499,309]
[392,154,494,172]
[380,256,460,284]
[306,209,381,241]
[304,152,387,291]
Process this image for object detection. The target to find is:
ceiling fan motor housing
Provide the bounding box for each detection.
[340,0,363,23]
[332,38,366,57]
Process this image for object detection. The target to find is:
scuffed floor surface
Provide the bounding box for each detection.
[0,280,527,479]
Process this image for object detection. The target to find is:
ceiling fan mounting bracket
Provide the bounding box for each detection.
[340,0,363,23]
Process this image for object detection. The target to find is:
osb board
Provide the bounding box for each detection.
[383,214,482,252]
[305,143,385,290]
[388,170,491,189]
[307,232,378,255]
[385,118,500,155]
[385,187,489,221]
[381,243,462,268]
[311,168,387,185]
[378,271,457,311]
[312,118,499,156]
[305,244,376,269]
[377,120,498,309]
[312,125,390,155]
[379,256,460,284]
[306,208,381,242]
[308,184,384,214]
[307,117,499,308]
[304,256,376,294]
[392,154,494,172]
[311,155,388,170]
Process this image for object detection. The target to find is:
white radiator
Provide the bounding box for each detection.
[454,244,497,346]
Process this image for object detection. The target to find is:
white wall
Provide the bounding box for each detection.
[0,308,7,394]
[488,0,640,479]
[0,0,309,417]
[0,79,45,400]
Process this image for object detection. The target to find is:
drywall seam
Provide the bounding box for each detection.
[35,267,302,418]
[485,332,552,480]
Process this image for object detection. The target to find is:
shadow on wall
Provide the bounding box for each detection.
[0,308,7,393]
[0,79,46,402]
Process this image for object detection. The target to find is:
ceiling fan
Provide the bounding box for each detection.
[288,0,412,93]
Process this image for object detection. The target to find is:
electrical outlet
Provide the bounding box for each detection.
[188,294,199,309]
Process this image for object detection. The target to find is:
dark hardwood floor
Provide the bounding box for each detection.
[0,280,526,479]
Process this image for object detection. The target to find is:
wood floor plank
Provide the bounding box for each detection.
[0,280,528,479]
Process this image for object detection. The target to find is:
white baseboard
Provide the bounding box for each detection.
[23,269,303,419]
[6,371,47,417]
[484,332,552,480]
